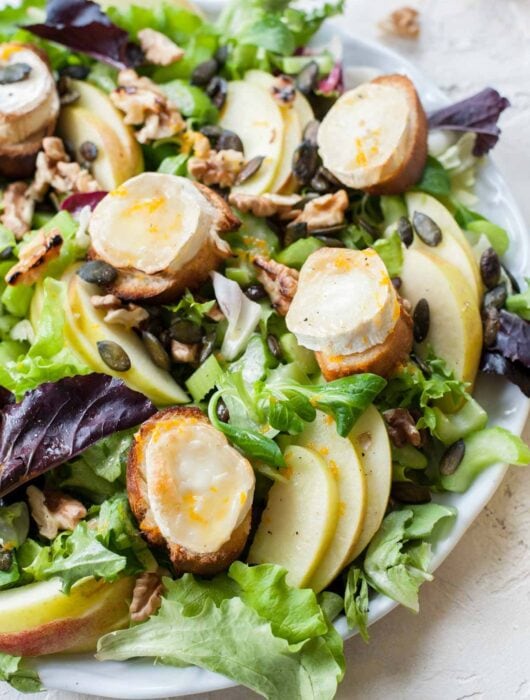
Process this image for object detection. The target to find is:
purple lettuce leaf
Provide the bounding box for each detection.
[60,191,108,214]
[491,310,530,368]
[24,0,143,69]
[0,374,155,496]
[481,352,530,398]
[428,88,510,156]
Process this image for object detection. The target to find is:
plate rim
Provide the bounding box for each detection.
[22,17,530,700]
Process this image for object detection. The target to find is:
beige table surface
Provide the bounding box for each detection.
[2,0,530,699]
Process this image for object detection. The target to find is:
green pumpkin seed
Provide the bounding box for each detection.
[236,156,265,185]
[480,247,501,290]
[97,340,131,372]
[439,439,466,476]
[391,481,431,504]
[397,216,413,247]
[412,211,442,246]
[142,332,171,371]
[78,261,118,286]
[413,298,430,343]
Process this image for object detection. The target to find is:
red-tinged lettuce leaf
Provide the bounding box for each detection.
[0,374,155,496]
[491,310,530,368]
[24,0,143,69]
[318,62,344,95]
[60,191,107,214]
[428,88,510,156]
[481,352,530,398]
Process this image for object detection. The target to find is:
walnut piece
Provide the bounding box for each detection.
[104,305,149,328]
[188,149,245,188]
[111,69,186,144]
[295,190,349,231]
[1,182,35,240]
[130,571,164,623]
[30,137,99,201]
[171,339,199,363]
[27,485,87,540]
[253,255,299,316]
[228,192,302,219]
[383,408,422,448]
[379,7,420,39]
[138,28,185,66]
[5,227,63,286]
[91,293,122,311]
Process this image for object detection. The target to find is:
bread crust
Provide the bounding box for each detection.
[365,74,428,195]
[127,406,252,576]
[90,182,239,303]
[317,300,413,380]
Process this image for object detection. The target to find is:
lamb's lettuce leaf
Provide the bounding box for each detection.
[98,562,344,700]
[0,653,42,694]
[364,504,456,612]
[344,567,369,642]
[506,278,530,320]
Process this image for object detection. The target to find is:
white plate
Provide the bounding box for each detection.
[26,12,530,700]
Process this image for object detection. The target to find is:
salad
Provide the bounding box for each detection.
[0,0,529,697]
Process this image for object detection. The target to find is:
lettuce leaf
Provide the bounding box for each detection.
[364,504,456,612]
[373,231,403,277]
[506,278,530,320]
[0,503,29,551]
[344,566,369,642]
[97,562,344,700]
[0,653,42,694]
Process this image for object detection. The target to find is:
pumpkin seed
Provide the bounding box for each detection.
[142,331,171,371]
[391,481,431,504]
[59,64,90,80]
[292,140,319,185]
[206,76,228,109]
[483,306,500,347]
[303,119,320,145]
[397,216,413,247]
[235,156,265,185]
[79,140,98,162]
[244,283,267,302]
[77,260,118,286]
[191,58,218,86]
[284,220,308,246]
[214,45,229,66]
[391,276,402,290]
[170,319,203,344]
[413,298,430,343]
[310,166,341,193]
[412,211,442,246]
[0,549,12,572]
[217,129,244,153]
[200,124,223,142]
[313,236,345,248]
[0,246,14,261]
[296,61,319,95]
[502,264,520,293]
[97,340,131,372]
[0,62,31,85]
[357,217,380,237]
[216,398,230,423]
[310,224,347,237]
[199,332,216,364]
[480,247,501,289]
[439,439,466,476]
[266,333,282,360]
[410,351,431,376]
[483,283,507,310]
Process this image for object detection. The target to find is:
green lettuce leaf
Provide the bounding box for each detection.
[344,566,369,641]
[0,653,42,693]
[414,156,451,197]
[364,504,456,612]
[97,563,344,700]
[0,503,29,551]
[506,278,530,320]
[440,427,530,492]
[373,231,403,277]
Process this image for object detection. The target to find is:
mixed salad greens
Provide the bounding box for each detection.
[0,0,529,698]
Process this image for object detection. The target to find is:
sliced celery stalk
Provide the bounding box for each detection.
[440,427,530,492]
[186,354,223,403]
[466,220,509,256]
[432,398,488,445]
[279,333,319,376]
[392,445,428,469]
[276,238,324,269]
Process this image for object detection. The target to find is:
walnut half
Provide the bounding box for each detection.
[26,485,87,540]
[253,256,299,316]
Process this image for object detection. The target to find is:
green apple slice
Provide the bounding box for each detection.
[400,247,483,388]
[347,405,392,563]
[248,445,339,588]
[406,191,482,304]
[67,270,188,405]
[68,79,144,177]
[219,80,284,195]
[57,106,140,191]
[293,412,367,593]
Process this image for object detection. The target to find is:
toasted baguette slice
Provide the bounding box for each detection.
[89,179,239,303]
[127,407,255,576]
[316,300,413,380]
[317,73,427,195]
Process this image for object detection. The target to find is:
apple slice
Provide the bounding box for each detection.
[219,80,284,195]
[406,191,482,304]
[69,79,143,176]
[0,576,134,656]
[400,248,482,387]
[57,106,140,191]
[292,412,367,592]
[248,445,339,588]
[67,269,188,405]
[347,405,392,563]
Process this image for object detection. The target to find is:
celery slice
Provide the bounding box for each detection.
[185,354,223,403]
